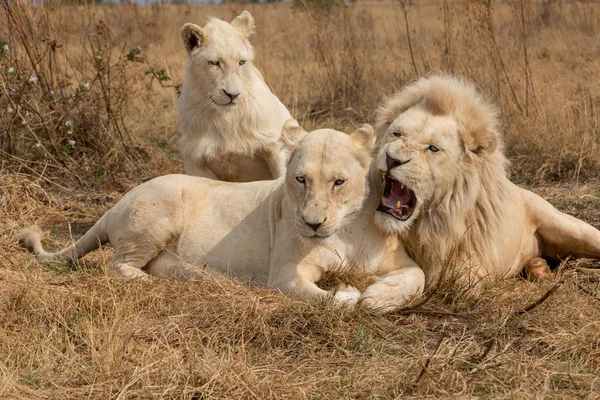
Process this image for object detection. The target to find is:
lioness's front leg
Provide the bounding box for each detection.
[270,263,361,306]
[359,237,424,312]
[359,266,425,313]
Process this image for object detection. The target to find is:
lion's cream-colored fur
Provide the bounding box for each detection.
[178,11,291,182]
[268,126,424,311]
[374,75,600,288]
[21,124,424,311]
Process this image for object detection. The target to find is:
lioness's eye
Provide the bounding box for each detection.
[334,179,346,187]
[209,60,220,67]
[391,131,402,138]
[428,145,440,153]
[296,176,305,184]
[239,60,246,66]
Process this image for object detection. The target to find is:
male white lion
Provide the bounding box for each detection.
[178,11,292,182]
[21,122,423,309]
[373,75,600,288]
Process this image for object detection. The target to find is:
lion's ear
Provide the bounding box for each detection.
[350,124,375,150]
[281,119,308,150]
[469,130,498,157]
[231,11,255,38]
[181,23,205,52]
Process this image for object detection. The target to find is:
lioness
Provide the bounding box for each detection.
[373,75,600,288]
[21,122,423,308]
[178,11,292,182]
[268,126,424,309]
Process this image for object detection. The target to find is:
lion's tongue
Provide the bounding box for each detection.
[381,177,415,218]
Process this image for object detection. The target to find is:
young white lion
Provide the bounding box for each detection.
[21,121,423,309]
[178,11,292,182]
[372,75,600,288]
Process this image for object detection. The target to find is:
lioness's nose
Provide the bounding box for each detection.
[303,217,327,232]
[386,153,411,171]
[223,89,240,100]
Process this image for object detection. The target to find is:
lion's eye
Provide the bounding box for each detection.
[391,131,402,138]
[296,176,305,184]
[428,145,440,153]
[333,179,346,187]
[209,60,220,67]
[239,60,246,66]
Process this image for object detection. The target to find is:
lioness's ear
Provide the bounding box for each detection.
[469,130,498,157]
[181,23,205,52]
[281,119,308,149]
[231,11,255,38]
[350,124,375,150]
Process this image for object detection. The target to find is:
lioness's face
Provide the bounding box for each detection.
[374,103,463,234]
[284,125,374,240]
[181,12,255,109]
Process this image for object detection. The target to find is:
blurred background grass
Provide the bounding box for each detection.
[1,0,599,189]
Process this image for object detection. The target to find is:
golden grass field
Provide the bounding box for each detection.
[1,0,600,398]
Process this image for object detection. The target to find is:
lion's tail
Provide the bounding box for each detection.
[20,217,109,262]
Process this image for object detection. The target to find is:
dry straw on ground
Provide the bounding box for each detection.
[1,0,600,398]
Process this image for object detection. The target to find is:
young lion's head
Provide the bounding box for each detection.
[281,120,375,240]
[180,11,256,110]
[373,75,507,237]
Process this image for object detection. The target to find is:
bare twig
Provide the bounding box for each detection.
[515,281,563,316]
[573,266,600,275]
[482,0,523,116]
[398,308,477,320]
[414,332,447,386]
[575,282,600,303]
[399,0,419,78]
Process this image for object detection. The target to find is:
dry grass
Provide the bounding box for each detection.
[2,172,600,398]
[2,0,600,398]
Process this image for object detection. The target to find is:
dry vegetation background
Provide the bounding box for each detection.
[1,0,600,398]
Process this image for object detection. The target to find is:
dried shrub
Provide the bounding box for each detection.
[0,0,174,186]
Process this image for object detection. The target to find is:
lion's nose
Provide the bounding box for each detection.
[223,89,240,100]
[386,153,411,171]
[303,217,327,232]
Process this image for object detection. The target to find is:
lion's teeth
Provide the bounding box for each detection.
[395,201,401,209]
[381,196,386,204]
[400,183,405,189]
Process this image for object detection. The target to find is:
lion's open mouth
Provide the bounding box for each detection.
[376,174,416,221]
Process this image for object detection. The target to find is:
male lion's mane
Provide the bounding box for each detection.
[375,75,511,284]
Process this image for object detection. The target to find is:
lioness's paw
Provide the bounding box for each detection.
[359,267,425,313]
[332,285,361,306]
[359,284,411,313]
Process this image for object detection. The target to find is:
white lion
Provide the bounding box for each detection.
[372,75,600,289]
[178,11,292,182]
[268,125,424,309]
[21,122,423,309]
